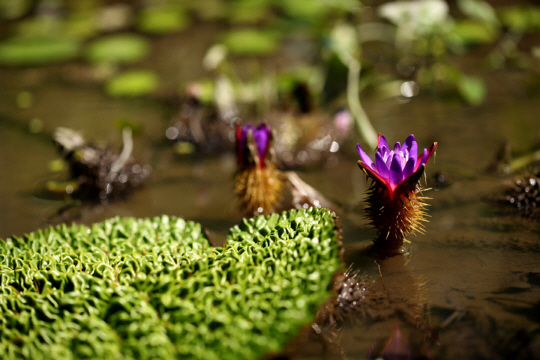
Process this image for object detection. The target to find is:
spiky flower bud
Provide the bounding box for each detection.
[357,134,437,258]
[235,123,284,216]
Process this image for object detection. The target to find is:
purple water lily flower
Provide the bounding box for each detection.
[357,133,437,195]
[236,123,272,168]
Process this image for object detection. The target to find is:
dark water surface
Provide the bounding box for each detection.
[1,28,540,359]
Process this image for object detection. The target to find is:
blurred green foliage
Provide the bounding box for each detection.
[451,20,498,45]
[228,0,270,24]
[85,34,150,65]
[0,37,79,66]
[0,208,342,360]
[0,0,539,105]
[222,29,281,56]
[106,70,159,97]
[137,6,190,34]
[498,6,540,33]
[457,75,486,106]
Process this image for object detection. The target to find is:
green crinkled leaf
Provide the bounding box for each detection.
[0,208,341,360]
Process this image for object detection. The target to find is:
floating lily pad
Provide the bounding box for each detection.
[0,208,342,360]
[222,29,281,56]
[137,7,190,34]
[85,34,150,64]
[0,36,80,66]
[63,12,97,39]
[189,0,228,20]
[457,75,486,105]
[278,0,328,20]
[229,0,270,24]
[105,70,159,97]
[498,6,540,33]
[451,20,498,45]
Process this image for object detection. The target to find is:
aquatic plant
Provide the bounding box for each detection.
[235,123,284,216]
[268,82,353,169]
[357,134,437,258]
[493,170,540,221]
[0,208,342,360]
[53,127,150,202]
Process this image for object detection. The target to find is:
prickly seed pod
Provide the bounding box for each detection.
[53,127,150,202]
[357,134,437,258]
[494,170,540,221]
[234,123,284,216]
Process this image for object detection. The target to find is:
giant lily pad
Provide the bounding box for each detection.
[136,6,190,34]
[0,36,80,66]
[0,208,342,360]
[85,34,150,65]
[222,29,281,56]
[105,69,159,97]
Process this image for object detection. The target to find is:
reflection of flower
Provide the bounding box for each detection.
[357,134,437,195]
[357,134,437,258]
[235,123,283,216]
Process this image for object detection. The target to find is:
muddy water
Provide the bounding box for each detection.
[1,32,540,359]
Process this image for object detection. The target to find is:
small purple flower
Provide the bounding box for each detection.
[236,123,272,168]
[357,134,437,194]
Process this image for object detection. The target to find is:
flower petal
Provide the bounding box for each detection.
[415,148,428,172]
[396,164,425,196]
[414,142,438,171]
[378,145,389,159]
[425,142,438,163]
[357,160,390,188]
[393,142,401,153]
[403,157,416,179]
[393,150,405,170]
[357,143,374,168]
[378,134,389,152]
[408,140,418,164]
[236,123,243,165]
[242,124,254,144]
[402,134,415,153]
[389,155,404,188]
[253,124,270,158]
[375,151,390,182]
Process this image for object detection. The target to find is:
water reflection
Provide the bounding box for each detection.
[307,247,438,359]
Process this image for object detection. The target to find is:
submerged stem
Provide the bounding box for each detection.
[343,48,378,150]
[106,127,133,183]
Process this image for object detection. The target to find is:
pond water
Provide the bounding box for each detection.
[1,20,540,360]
